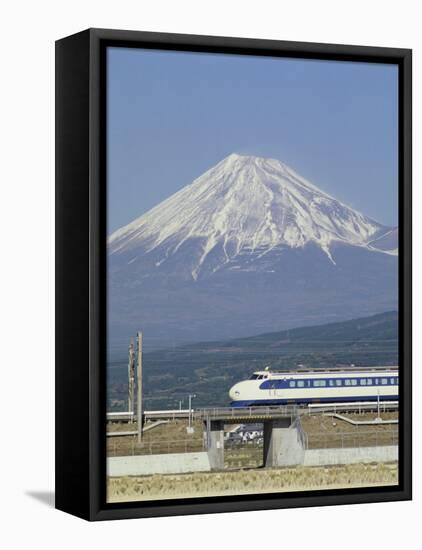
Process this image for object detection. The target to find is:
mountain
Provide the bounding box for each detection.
[108,154,398,348]
[107,311,398,409]
[109,153,397,276]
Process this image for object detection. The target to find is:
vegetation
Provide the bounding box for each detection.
[301,413,398,449]
[107,311,398,410]
[107,419,204,457]
[107,462,398,502]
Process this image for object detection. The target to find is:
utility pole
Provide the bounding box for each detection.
[127,337,135,419]
[137,332,143,443]
[187,394,196,433]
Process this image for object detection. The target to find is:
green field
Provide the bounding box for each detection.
[107,311,398,410]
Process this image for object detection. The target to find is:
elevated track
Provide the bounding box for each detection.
[107,401,398,423]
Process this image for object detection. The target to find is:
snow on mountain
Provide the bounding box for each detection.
[109,154,396,280]
[107,154,398,346]
[367,227,399,256]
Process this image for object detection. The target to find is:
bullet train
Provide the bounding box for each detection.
[229,366,399,407]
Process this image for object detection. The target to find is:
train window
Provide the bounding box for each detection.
[360,379,367,385]
[381,378,388,385]
[313,380,326,387]
[297,380,305,387]
[351,379,357,386]
[328,380,334,386]
[366,379,373,385]
[289,381,296,388]
[335,380,342,386]
[375,378,379,385]
[344,379,351,386]
[390,378,395,384]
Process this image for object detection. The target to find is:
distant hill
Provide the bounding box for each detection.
[107,311,398,410]
[211,310,399,350]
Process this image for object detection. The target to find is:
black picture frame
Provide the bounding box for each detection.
[55,28,412,521]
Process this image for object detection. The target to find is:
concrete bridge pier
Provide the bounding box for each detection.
[263,417,301,467]
[205,419,225,470]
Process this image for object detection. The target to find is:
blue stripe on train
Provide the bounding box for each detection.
[230,395,399,408]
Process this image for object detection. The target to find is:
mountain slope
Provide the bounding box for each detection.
[189,310,399,350]
[108,154,398,347]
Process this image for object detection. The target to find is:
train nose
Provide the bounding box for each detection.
[229,383,241,401]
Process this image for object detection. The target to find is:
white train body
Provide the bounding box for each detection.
[229,367,398,407]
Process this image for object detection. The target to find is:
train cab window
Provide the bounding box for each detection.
[249,374,259,380]
[297,380,305,388]
[381,378,388,385]
[335,380,342,386]
[289,381,296,388]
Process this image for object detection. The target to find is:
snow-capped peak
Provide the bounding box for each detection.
[108,154,395,279]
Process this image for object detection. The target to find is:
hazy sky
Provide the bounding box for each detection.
[107,47,398,233]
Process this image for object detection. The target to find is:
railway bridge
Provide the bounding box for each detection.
[107,401,397,470]
[195,402,397,468]
[196,405,300,469]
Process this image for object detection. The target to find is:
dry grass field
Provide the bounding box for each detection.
[107,462,398,503]
[301,412,398,449]
[224,445,263,469]
[107,419,204,456]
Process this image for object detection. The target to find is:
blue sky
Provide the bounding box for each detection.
[107,47,398,233]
